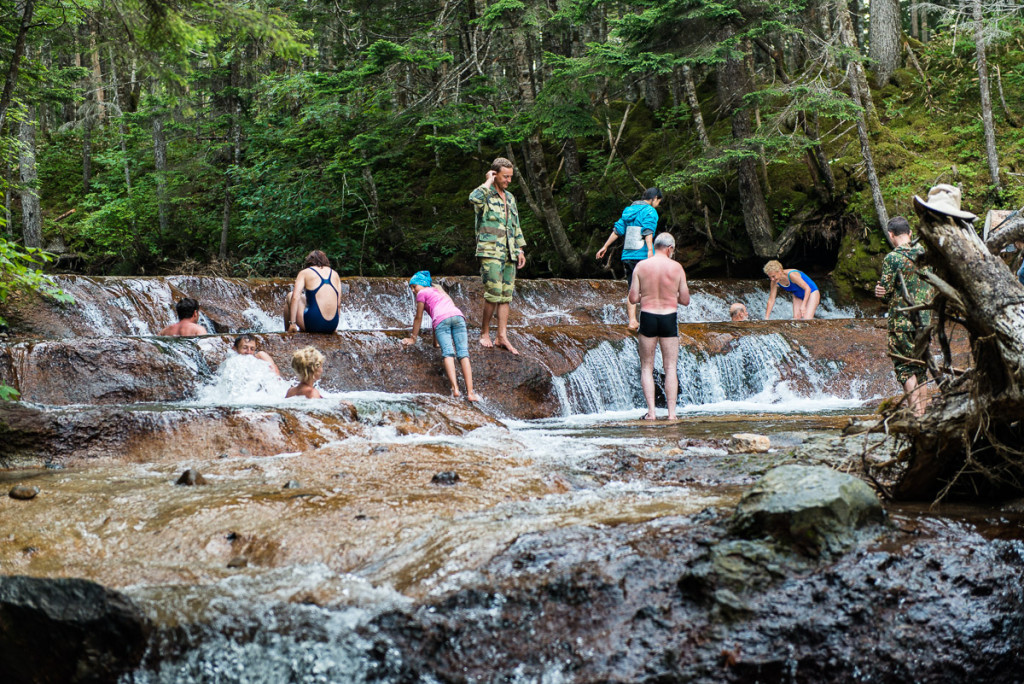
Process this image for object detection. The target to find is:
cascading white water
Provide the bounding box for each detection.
[557,334,866,416]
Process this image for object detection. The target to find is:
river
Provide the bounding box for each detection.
[1,276,1021,682]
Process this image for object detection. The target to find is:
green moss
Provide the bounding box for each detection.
[831,228,889,301]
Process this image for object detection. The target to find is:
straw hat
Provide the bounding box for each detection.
[912,184,977,221]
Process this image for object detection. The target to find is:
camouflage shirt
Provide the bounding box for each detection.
[469,184,526,261]
[881,243,932,332]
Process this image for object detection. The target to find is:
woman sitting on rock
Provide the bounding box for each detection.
[763,260,820,320]
[402,271,480,401]
[284,250,342,333]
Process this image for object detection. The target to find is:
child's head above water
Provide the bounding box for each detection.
[291,346,325,384]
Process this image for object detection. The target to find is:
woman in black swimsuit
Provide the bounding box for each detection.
[284,250,342,333]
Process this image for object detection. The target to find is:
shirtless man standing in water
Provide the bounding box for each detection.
[628,232,690,420]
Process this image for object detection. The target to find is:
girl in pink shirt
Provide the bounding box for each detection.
[401,271,480,401]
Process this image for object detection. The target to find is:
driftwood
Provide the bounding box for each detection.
[985,211,1024,254]
[871,205,1024,501]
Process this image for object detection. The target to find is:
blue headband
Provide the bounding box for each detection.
[409,271,431,287]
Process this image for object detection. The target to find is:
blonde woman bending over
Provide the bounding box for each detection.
[763,260,820,320]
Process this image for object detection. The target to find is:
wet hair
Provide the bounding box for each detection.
[303,250,330,269]
[291,346,325,385]
[653,232,675,250]
[233,333,258,351]
[729,302,747,319]
[175,298,199,320]
[887,216,911,236]
[641,188,663,202]
[763,260,783,275]
[491,157,513,173]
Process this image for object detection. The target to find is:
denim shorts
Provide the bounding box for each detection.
[435,316,469,359]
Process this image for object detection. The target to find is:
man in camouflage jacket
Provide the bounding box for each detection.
[468,157,527,354]
[875,215,932,415]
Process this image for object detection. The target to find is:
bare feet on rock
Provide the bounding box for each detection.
[479,335,494,349]
[451,388,462,398]
[494,337,519,355]
[466,391,481,402]
[642,413,657,421]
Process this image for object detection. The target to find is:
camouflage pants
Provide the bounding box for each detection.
[888,326,926,386]
[480,257,516,304]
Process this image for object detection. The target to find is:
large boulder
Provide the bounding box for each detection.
[0,575,151,683]
[728,464,884,557]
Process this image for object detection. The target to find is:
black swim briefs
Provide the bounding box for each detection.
[638,311,678,338]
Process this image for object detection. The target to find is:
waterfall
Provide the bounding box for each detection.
[557,333,862,416]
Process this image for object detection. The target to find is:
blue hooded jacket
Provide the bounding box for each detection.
[614,201,658,261]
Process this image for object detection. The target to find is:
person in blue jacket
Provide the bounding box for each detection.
[596,188,663,330]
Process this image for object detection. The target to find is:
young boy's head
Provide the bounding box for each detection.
[291,346,325,384]
[175,298,200,321]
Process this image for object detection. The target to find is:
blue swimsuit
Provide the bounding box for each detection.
[778,270,818,299]
[303,268,340,333]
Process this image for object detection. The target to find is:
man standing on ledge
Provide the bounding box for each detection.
[628,233,690,420]
[469,157,527,355]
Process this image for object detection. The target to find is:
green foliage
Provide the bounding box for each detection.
[0,239,72,327]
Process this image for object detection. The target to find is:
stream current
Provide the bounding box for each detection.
[2,276,1021,682]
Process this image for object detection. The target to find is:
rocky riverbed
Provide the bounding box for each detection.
[3,416,1023,683]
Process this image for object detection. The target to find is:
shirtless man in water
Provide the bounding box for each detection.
[159,298,208,336]
[628,232,690,420]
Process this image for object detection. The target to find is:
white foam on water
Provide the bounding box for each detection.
[554,334,877,417]
[337,308,390,330]
[241,307,284,333]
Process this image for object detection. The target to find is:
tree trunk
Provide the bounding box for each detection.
[82,121,92,194]
[152,114,169,237]
[107,48,132,196]
[717,34,777,258]
[88,28,105,119]
[973,0,1001,193]
[681,65,710,150]
[847,62,889,234]
[0,0,36,134]
[18,111,42,248]
[802,112,836,201]
[985,214,1024,254]
[868,0,901,87]
[562,138,587,225]
[508,17,581,273]
[220,60,242,260]
[836,0,875,118]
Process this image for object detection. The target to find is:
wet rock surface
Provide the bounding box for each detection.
[364,512,1024,683]
[0,575,151,683]
[8,485,39,500]
[728,464,885,557]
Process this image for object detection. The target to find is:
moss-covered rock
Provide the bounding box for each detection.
[831,227,889,301]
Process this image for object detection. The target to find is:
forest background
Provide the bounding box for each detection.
[2,0,1023,304]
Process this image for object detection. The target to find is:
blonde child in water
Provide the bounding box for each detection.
[286,346,325,399]
[402,271,481,401]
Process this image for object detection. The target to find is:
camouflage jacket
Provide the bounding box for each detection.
[881,243,932,332]
[469,184,526,260]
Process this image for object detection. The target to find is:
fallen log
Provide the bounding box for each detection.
[875,197,1024,501]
